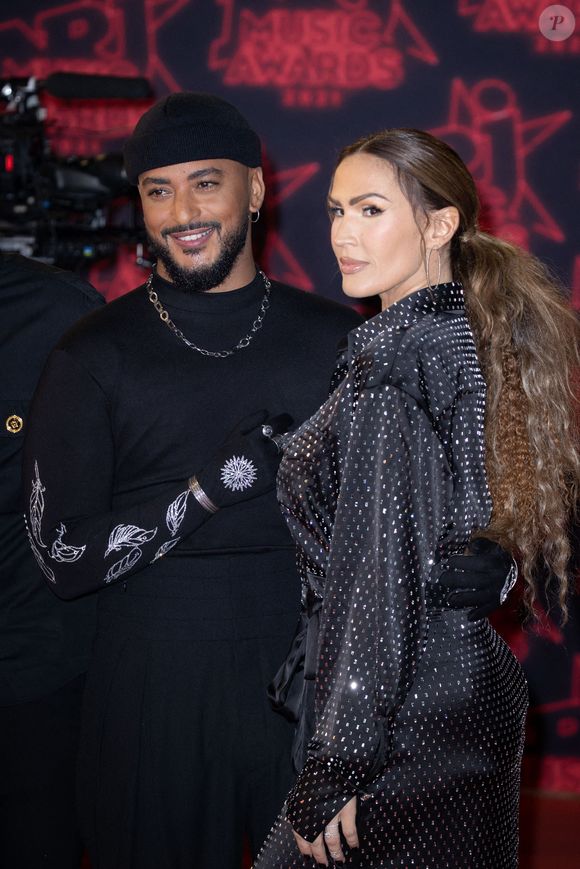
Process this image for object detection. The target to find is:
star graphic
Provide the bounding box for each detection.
[431,77,571,244]
[141,0,190,92]
[259,160,321,292]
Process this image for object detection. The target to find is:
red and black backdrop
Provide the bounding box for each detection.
[1,1,579,793]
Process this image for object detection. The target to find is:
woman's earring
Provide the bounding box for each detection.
[425,247,441,293]
[250,209,260,224]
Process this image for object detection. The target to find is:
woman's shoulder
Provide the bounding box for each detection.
[389,306,476,366]
[362,307,470,365]
[410,311,484,411]
[363,310,484,415]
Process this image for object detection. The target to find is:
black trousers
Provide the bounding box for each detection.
[0,674,86,869]
[78,551,300,869]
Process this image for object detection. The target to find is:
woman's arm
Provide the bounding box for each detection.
[287,347,490,841]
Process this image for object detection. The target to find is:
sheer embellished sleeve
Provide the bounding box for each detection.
[285,325,491,841]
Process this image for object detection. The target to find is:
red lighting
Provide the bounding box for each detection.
[4,153,14,173]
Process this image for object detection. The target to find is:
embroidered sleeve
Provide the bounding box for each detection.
[22,349,215,599]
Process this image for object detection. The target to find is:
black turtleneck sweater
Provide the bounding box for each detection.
[22,271,361,600]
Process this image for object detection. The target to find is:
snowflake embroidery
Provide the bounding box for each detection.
[220,455,257,492]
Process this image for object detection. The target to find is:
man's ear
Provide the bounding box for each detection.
[426,206,460,248]
[249,167,265,212]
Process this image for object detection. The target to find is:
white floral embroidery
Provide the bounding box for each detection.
[152,537,181,562]
[29,461,46,548]
[104,523,157,584]
[50,522,86,563]
[166,490,189,537]
[220,455,257,492]
[105,524,157,556]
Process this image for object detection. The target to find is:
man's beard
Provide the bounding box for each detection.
[147,215,249,294]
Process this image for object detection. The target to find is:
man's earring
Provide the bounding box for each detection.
[250,210,260,224]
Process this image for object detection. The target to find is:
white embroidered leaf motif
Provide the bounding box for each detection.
[25,521,55,583]
[166,490,189,537]
[104,547,141,584]
[50,523,86,563]
[105,524,157,556]
[29,460,46,547]
[152,537,181,563]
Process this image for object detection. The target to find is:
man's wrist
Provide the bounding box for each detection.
[188,475,219,514]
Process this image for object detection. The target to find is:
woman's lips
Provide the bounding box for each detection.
[339,258,367,275]
[170,227,215,250]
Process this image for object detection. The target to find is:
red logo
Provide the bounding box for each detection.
[458,0,580,54]
[0,0,188,154]
[432,78,571,249]
[209,0,437,108]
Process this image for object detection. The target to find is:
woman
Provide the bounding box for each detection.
[254,129,579,868]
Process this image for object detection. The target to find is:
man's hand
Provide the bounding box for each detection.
[195,410,292,509]
[438,537,517,621]
[292,796,358,865]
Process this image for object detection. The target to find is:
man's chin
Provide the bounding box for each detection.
[170,242,213,261]
[156,255,234,294]
[147,218,249,294]
[172,251,215,272]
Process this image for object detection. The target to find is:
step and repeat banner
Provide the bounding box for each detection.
[1,0,579,792]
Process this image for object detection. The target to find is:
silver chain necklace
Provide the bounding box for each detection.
[146,269,271,358]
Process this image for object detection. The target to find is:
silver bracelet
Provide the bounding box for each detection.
[187,476,219,514]
[500,557,518,605]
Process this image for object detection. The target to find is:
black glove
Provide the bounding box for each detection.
[438,537,516,621]
[195,410,293,509]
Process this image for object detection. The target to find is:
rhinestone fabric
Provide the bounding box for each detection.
[254,283,528,868]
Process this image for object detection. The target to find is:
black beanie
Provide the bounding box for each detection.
[123,92,262,184]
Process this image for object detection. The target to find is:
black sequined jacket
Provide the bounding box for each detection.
[276,282,492,840]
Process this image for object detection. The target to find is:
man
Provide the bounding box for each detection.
[22,93,511,869]
[0,252,103,868]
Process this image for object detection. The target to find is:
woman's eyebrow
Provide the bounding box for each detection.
[327,192,390,205]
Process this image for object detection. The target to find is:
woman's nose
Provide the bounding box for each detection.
[332,216,356,248]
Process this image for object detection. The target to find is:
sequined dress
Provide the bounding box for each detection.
[254,283,528,869]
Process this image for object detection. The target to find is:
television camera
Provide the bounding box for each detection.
[0,72,153,267]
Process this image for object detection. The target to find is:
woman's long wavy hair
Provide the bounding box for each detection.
[338,129,580,619]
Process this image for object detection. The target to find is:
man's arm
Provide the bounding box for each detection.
[23,348,282,599]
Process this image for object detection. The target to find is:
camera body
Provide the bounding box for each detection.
[0,74,148,266]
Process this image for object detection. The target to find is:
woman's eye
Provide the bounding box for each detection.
[362,205,382,216]
[327,206,343,219]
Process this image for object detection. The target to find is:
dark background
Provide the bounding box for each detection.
[1,0,579,793]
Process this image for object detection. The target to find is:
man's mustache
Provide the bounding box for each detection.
[161,221,221,239]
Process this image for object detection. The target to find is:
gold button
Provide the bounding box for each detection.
[6,414,24,434]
